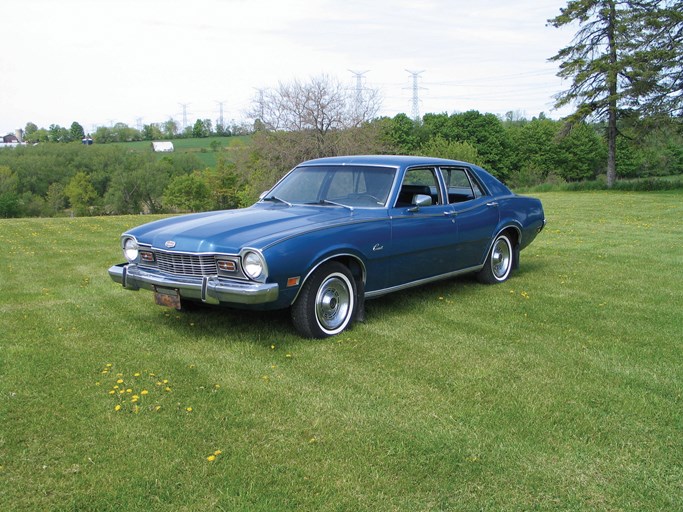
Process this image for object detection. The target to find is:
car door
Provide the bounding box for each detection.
[386,167,458,286]
[440,167,499,269]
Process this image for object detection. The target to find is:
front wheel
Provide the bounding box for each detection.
[477,234,514,284]
[291,262,357,338]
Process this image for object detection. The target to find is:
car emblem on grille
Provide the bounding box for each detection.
[165,240,176,248]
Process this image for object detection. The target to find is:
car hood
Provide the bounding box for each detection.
[126,204,362,254]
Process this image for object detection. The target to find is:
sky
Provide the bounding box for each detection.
[0,0,576,136]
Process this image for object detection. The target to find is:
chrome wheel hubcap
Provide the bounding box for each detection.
[491,238,511,279]
[316,275,351,331]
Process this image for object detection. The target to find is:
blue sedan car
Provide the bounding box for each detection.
[109,155,545,338]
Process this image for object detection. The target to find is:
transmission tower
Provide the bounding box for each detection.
[405,70,425,121]
[215,101,226,130]
[178,103,189,130]
[348,69,369,116]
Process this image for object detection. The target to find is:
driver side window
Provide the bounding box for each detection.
[395,168,442,207]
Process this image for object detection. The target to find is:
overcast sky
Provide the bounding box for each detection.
[0,0,575,135]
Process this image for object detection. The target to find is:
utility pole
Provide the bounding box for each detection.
[405,70,425,122]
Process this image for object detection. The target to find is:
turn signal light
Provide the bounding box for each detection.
[217,260,236,272]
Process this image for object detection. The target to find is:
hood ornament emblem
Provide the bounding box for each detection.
[165,240,176,248]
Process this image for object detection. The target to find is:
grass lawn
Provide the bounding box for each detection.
[0,191,681,511]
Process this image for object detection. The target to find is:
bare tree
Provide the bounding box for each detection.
[249,75,381,156]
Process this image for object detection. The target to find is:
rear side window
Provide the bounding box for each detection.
[439,167,485,204]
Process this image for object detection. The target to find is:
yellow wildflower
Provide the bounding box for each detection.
[114,405,121,412]
[207,455,216,462]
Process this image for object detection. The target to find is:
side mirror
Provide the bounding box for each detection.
[408,194,432,212]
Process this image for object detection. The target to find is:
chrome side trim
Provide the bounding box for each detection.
[365,264,484,299]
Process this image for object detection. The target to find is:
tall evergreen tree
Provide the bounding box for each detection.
[549,0,629,187]
[550,1,682,187]
[628,1,683,117]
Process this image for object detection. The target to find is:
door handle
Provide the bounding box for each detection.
[486,201,498,207]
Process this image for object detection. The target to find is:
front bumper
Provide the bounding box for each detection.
[108,263,279,305]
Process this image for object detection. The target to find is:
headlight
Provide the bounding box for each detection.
[242,251,265,280]
[123,237,139,262]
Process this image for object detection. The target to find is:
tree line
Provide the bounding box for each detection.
[1,108,680,218]
[20,118,252,145]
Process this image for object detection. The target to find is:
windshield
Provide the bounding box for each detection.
[265,165,396,208]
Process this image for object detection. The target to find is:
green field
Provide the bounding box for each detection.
[1,191,681,511]
[113,135,252,167]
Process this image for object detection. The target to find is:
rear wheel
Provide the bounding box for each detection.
[477,233,513,284]
[291,262,357,338]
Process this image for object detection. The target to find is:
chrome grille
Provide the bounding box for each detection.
[154,252,217,277]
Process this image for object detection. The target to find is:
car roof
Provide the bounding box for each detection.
[299,155,473,169]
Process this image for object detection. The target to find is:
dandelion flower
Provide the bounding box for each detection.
[114,405,121,412]
[165,387,172,392]
[214,450,222,456]
[116,379,124,384]
[141,390,149,395]
[108,390,116,395]
[207,455,216,462]
[186,407,193,412]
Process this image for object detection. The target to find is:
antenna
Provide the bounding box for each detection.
[405,70,425,121]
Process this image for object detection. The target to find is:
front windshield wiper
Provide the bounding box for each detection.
[262,195,292,207]
[319,199,354,211]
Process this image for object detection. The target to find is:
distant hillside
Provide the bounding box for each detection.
[112,135,252,167]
